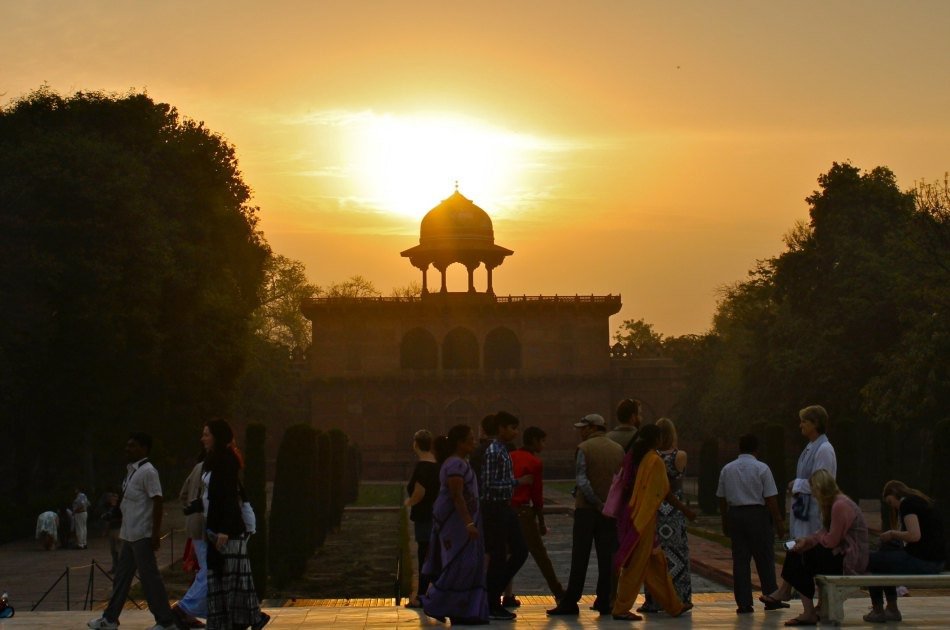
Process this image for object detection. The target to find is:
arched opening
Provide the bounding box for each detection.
[400,327,438,369]
[484,327,521,370]
[443,327,479,370]
[446,398,478,428]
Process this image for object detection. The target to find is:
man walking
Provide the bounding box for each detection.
[509,426,565,602]
[88,433,177,630]
[607,398,640,451]
[480,411,532,621]
[547,414,624,616]
[716,433,788,614]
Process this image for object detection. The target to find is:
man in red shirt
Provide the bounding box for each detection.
[509,426,565,602]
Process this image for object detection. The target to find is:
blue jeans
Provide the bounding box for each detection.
[868,546,945,605]
[177,538,209,617]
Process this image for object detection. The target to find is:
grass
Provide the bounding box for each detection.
[353,482,404,507]
[546,480,576,494]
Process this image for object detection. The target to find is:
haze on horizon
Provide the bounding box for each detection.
[3,0,948,336]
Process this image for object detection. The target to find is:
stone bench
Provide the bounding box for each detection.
[815,572,950,625]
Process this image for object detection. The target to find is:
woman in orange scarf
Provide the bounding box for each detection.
[611,425,694,620]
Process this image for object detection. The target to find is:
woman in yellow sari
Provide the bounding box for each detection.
[612,424,694,620]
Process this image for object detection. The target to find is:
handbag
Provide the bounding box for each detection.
[602,470,627,518]
[792,493,811,521]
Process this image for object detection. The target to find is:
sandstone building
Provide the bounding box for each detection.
[302,191,682,477]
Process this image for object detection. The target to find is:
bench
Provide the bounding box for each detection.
[815,572,950,625]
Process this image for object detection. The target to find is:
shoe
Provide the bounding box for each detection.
[172,604,206,628]
[147,624,179,630]
[546,603,579,616]
[863,609,887,623]
[636,603,660,613]
[488,605,516,620]
[760,593,792,609]
[501,596,521,607]
[736,606,755,614]
[251,611,271,629]
[87,618,119,630]
[612,612,643,621]
[885,608,903,621]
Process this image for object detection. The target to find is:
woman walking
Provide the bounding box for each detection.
[404,429,439,609]
[202,419,269,630]
[422,424,488,625]
[638,418,695,612]
[612,424,693,620]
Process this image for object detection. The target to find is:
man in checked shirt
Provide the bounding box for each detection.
[480,411,533,621]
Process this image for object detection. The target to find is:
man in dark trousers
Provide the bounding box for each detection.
[88,433,177,630]
[479,411,532,620]
[547,414,624,616]
[716,433,788,614]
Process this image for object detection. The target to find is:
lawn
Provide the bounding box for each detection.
[352,482,405,507]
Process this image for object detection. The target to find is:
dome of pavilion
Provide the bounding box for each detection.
[418,190,495,246]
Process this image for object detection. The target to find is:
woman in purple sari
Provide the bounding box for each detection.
[422,424,488,625]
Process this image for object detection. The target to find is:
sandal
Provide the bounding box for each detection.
[611,612,643,621]
[671,602,693,618]
[760,594,791,610]
[784,617,818,626]
[404,599,423,609]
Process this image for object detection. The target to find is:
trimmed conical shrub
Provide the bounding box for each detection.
[699,437,719,514]
[269,423,318,586]
[244,422,268,599]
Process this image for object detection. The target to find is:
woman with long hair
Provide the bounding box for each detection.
[403,429,439,609]
[201,419,269,630]
[778,469,868,627]
[421,424,488,625]
[638,417,696,613]
[611,424,693,620]
[863,480,946,623]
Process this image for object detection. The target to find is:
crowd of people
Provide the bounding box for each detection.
[405,402,946,626]
[86,420,270,630]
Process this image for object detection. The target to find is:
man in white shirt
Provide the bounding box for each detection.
[72,487,91,549]
[88,433,177,630]
[717,434,786,615]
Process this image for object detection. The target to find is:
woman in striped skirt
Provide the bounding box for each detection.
[201,419,269,630]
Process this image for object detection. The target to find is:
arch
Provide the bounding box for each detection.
[400,327,438,369]
[443,327,479,370]
[484,326,521,370]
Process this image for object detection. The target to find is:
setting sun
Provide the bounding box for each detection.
[342,112,552,219]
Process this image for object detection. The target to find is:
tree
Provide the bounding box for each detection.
[252,254,319,352]
[0,88,269,516]
[325,275,381,298]
[613,318,664,355]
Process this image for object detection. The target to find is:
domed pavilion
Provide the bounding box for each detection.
[400,189,514,294]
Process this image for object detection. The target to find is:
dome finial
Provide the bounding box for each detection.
[454,179,459,192]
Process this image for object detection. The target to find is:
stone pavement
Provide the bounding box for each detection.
[5,595,950,628]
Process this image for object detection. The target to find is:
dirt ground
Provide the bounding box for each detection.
[160,509,401,600]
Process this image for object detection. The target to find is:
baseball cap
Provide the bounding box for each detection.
[574,413,606,428]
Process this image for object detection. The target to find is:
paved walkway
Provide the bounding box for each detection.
[5,487,947,628]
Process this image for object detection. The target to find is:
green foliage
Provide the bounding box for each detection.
[679,162,950,493]
[831,419,860,499]
[244,422,268,598]
[315,431,331,547]
[763,424,787,512]
[269,424,318,586]
[698,438,719,515]
[328,429,348,529]
[344,443,362,505]
[613,318,664,355]
[930,419,950,559]
[252,254,319,352]
[0,87,269,510]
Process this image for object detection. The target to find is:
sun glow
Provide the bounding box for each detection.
[342,112,549,219]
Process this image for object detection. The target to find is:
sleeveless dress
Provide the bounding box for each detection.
[642,449,692,610]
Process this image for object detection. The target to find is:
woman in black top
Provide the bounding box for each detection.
[201,419,269,630]
[404,429,440,608]
[864,480,946,623]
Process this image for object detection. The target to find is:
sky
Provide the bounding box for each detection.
[3,1,949,336]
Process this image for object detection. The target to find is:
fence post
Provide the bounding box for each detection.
[65,566,70,611]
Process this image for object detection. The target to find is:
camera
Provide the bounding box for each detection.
[183,498,204,516]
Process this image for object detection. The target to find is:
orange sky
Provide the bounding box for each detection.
[4,1,949,335]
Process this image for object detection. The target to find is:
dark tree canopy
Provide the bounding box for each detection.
[0,87,269,506]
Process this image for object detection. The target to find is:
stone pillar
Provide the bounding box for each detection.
[421,265,429,295]
[486,265,495,295]
[466,264,477,293]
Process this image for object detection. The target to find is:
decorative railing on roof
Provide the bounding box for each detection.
[302,294,621,306]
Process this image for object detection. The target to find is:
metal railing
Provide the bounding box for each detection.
[28,527,183,612]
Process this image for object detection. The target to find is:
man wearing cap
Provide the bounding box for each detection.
[547,413,625,616]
